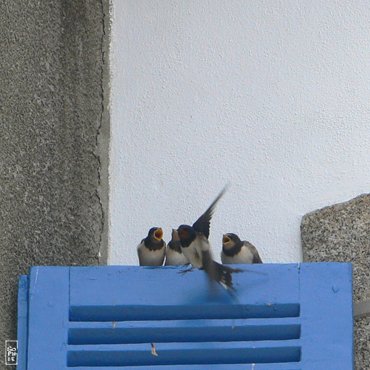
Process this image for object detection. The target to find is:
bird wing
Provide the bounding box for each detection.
[192,185,228,238]
[137,240,145,265]
[245,241,263,263]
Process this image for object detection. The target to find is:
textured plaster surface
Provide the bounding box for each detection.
[110,0,370,265]
[302,194,370,370]
[0,0,110,366]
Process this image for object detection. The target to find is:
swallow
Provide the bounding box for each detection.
[137,227,166,266]
[196,233,242,292]
[221,233,262,264]
[165,229,189,266]
[177,186,241,290]
[177,186,227,268]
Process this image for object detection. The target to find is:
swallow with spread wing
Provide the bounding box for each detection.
[177,186,241,291]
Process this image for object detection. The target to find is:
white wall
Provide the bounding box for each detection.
[109,0,370,265]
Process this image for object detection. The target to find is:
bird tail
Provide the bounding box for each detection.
[200,248,242,292]
[213,261,243,292]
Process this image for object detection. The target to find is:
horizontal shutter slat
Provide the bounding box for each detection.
[71,364,301,370]
[70,265,300,309]
[67,340,301,366]
[68,318,300,344]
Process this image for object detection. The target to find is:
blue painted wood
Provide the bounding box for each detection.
[26,267,69,369]
[69,264,300,321]
[68,317,301,344]
[17,263,353,369]
[72,366,301,370]
[16,275,28,370]
[300,263,353,369]
[67,341,301,366]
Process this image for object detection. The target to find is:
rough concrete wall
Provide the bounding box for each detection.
[301,194,370,369]
[0,0,110,366]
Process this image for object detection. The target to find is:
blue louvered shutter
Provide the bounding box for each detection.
[17,263,353,370]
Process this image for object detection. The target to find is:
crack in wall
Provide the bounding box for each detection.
[95,0,111,265]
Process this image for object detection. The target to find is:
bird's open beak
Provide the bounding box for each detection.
[223,234,230,244]
[154,228,163,240]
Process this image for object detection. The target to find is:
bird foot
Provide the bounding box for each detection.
[178,266,195,275]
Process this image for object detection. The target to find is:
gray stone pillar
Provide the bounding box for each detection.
[301,194,370,369]
[0,0,110,366]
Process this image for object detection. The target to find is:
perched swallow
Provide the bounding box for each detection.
[165,229,189,266]
[221,233,262,264]
[137,227,166,266]
[177,186,241,290]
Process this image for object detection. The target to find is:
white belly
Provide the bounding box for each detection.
[221,246,254,264]
[137,243,165,266]
[165,247,189,266]
[182,243,202,268]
